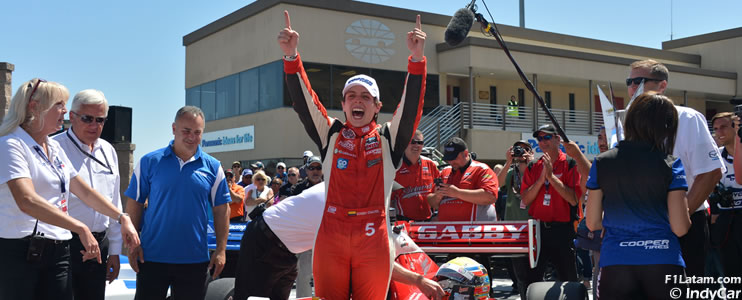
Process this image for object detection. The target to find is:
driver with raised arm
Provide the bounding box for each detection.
[278,10,427,299]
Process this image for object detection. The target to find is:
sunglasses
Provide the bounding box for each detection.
[410,140,424,145]
[277,166,285,169]
[288,173,298,177]
[536,134,554,142]
[625,77,663,86]
[255,178,266,182]
[72,111,107,124]
[27,79,47,102]
[307,166,322,171]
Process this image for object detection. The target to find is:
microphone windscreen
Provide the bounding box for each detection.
[444,8,475,46]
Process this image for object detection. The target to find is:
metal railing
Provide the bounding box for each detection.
[418,102,609,149]
[420,103,462,148]
[419,105,450,131]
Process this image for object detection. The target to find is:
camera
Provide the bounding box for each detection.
[512,145,525,158]
[434,178,444,187]
[709,183,733,208]
[732,98,742,118]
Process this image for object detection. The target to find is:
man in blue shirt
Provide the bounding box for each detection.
[125,106,231,300]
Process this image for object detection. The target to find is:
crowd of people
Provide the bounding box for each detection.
[2,9,741,300]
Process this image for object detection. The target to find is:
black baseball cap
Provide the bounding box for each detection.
[442,137,468,161]
[513,140,531,150]
[532,124,557,138]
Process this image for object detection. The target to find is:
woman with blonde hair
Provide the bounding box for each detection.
[243,170,274,220]
[586,91,690,299]
[0,78,139,300]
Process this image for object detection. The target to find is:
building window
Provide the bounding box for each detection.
[370,68,407,113]
[190,60,438,119]
[569,93,575,122]
[186,86,200,108]
[201,82,216,121]
[239,68,259,114]
[216,74,239,119]
[423,75,440,113]
[301,62,331,108]
[545,91,551,108]
[259,60,284,111]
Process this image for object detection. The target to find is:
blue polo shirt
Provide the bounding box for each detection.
[586,141,687,267]
[125,141,230,263]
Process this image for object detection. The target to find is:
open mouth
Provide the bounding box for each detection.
[352,108,365,119]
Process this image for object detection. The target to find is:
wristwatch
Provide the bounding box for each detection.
[283,54,298,61]
[117,212,129,224]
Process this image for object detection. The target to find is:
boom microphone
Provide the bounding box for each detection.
[444,7,475,46]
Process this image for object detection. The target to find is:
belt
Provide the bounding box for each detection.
[22,235,68,245]
[256,218,288,251]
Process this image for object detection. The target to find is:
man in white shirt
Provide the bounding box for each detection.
[232,182,444,300]
[627,60,724,277]
[52,89,122,300]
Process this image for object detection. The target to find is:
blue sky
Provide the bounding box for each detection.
[3,0,741,163]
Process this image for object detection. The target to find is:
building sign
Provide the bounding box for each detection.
[345,19,395,64]
[521,133,601,160]
[201,126,254,153]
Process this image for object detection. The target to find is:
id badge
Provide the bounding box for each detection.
[59,194,68,214]
[543,193,551,206]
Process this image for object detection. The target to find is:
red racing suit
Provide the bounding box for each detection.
[284,54,426,299]
[392,156,440,221]
[435,159,499,221]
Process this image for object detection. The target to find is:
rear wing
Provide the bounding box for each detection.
[402,220,541,268]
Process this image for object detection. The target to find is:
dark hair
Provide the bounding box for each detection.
[623,91,678,154]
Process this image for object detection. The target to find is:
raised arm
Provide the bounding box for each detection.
[279,10,336,157]
[388,15,427,168]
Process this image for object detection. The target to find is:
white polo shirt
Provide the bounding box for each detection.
[53,129,123,255]
[263,182,325,254]
[0,127,77,240]
[673,105,726,212]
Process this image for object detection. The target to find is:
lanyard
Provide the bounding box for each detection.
[66,130,112,174]
[32,145,66,193]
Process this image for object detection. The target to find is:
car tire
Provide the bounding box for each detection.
[205,278,236,300]
[526,281,588,300]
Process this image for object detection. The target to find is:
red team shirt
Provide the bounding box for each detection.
[392,156,440,221]
[435,160,499,221]
[520,151,581,223]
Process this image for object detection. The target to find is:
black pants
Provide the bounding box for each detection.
[0,237,72,300]
[598,264,685,300]
[512,222,578,299]
[233,217,298,300]
[679,210,709,277]
[717,210,742,292]
[70,231,109,300]
[134,261,209,300]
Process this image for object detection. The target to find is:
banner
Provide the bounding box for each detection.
[200,125,255,153]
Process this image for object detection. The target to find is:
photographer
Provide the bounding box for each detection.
[710,112,742,291]
[497,140,534,221]
[497,140,535,294]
